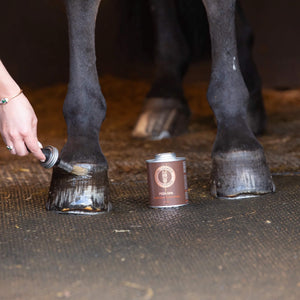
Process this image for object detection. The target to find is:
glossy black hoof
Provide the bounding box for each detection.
[46,164,111,214]
[132,97,190,140]
[211,149,275,199]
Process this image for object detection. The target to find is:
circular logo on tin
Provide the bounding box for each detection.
[154,165,176,188]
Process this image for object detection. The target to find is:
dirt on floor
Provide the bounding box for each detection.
[0,76,299,300]
[0,75,299,184]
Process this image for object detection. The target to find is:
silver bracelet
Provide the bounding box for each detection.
[1,89,23,104]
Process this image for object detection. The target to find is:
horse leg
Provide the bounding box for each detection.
[236,1,266,135]
[46,0,111,213]
[132,0,191,140]
[202,0,275,198]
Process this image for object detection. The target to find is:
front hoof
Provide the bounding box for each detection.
[211,150,275,199]
[132,97,190,140]
[46,164,111,214]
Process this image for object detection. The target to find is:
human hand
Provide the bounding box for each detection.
[0,92,46,161]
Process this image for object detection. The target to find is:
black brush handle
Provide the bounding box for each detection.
[36,145,76,174]
[26,144,53,162]
[40,146,60,169]
[41,148,52,162]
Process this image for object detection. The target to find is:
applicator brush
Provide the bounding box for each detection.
[40,145,88,176]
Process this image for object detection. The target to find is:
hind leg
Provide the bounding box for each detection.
[46,0,111,213]
[202,0,274,198]
[132,0,190,140]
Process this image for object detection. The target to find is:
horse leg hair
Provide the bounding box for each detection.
[46,0,111,213]
[132,0,191,140]
[202,0,275,198]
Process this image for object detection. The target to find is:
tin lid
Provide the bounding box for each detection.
[146,152,185,163]
[155,152,176,161]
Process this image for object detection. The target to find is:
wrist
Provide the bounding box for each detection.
[0,84,20,100]
[0,89,23,105]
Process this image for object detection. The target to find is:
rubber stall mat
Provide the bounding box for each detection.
[0,173,299,300]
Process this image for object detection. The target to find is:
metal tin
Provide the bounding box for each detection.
[146,152,188,208]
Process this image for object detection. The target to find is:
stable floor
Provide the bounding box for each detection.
[0,76,299,300]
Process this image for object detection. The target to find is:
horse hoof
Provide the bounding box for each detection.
[210,149,275,199]
[132,97,190,140]
[46,164,111,214]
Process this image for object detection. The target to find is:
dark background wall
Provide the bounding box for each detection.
[1,0,300,88]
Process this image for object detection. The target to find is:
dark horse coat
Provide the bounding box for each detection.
[47,0,275,213]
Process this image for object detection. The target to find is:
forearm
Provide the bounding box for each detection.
[0,60,45,160]
[0,60,20,98]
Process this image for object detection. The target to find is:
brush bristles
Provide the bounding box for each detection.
[71,165,89,176]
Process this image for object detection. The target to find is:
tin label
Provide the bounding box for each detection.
[147,155,188,208]
[154,165,176,188]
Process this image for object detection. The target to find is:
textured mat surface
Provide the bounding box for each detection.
[0,77,299,299]
[0,172,299,300]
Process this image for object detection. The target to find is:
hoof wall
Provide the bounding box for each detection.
[211,150,275,199]
[46,164,111,214]
[132,97,190,140]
